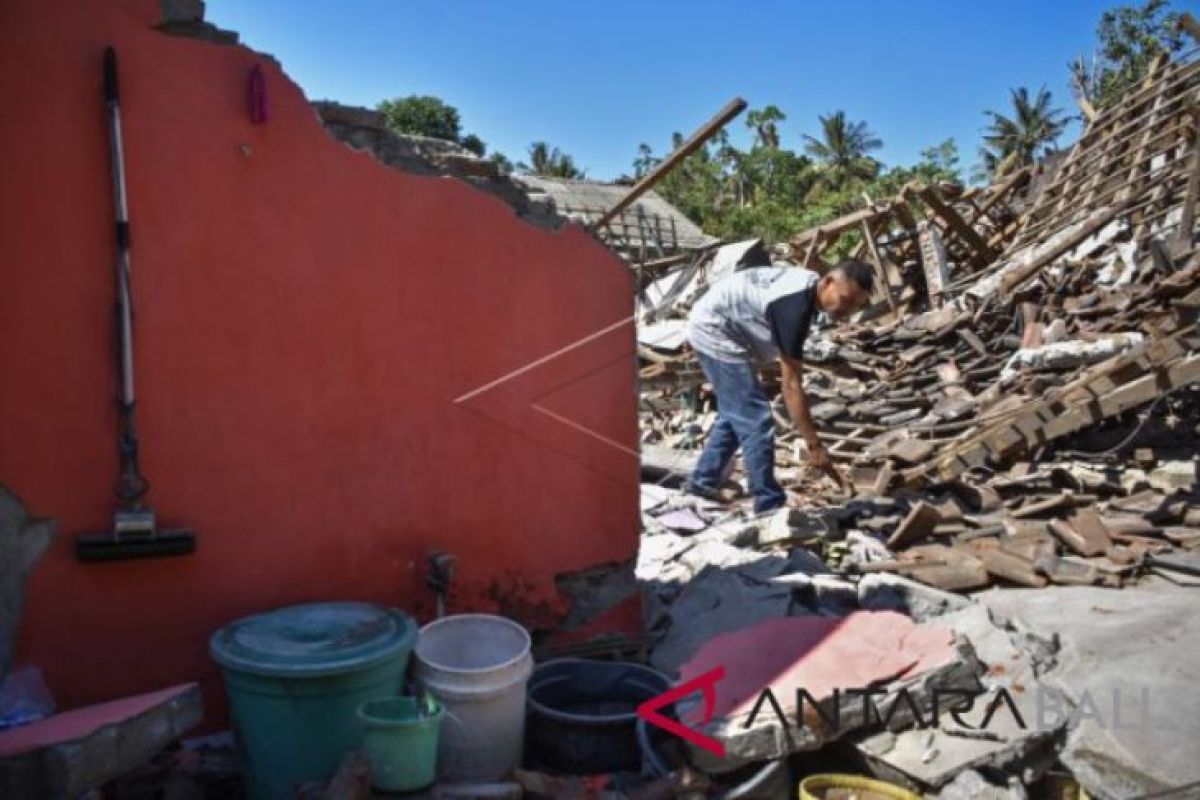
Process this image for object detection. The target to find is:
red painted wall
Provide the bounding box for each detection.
[0,0,640,717]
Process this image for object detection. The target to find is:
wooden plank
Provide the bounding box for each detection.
[913,183,996,267]
[917,222,951,307]
[1175,104,1200,249]
[595,97,746,229]
[1181,12,1200,43]
[860,219,897,312]
[790,205,892,248]
[999,204,1126,295]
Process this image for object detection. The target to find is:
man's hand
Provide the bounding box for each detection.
[778,355,849,491]
[807,440,847,489]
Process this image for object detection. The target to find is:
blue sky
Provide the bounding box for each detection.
[206,1,1139,181]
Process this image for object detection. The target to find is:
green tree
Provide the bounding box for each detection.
[518,141,586,178]
[377,95,462,141]
[653,133,724,229]
[632,143,660,179]
[978,87,1067,179]
[912,138,962,185]
[460,134,486,156]
[376,94,493,159]
[713,129,750,209]
[802,111,884,185]
[1071,0,1185,111]
[489,151,514,175]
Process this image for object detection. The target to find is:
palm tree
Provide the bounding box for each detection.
[518,141,585,179]
[979,87,1067,178]
[802,111,883,184]
[746,105,786,149]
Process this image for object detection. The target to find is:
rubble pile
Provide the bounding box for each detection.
[638,48,1200,597]
[633,45,1200,798]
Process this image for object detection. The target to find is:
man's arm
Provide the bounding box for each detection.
[778,354,844,484]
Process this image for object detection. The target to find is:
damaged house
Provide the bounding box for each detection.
[1,0,1199,798]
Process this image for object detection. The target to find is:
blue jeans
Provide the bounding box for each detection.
[687,352,786,513]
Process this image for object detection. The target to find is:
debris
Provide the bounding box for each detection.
[856,573,972,621]
[1147,460,1196,492]
[998,334,1145,381]
[982,584,1200,797]
[323,750,370,800]
[631,39,1200,798]
[0,684,202,798]
[674,611,979,773]
[0,488,56,681]
[887,502,940,549]
[934,769,1028,800]
[854,603,1059,791]
[1047,509,1111,557]
[639,60,1200,597]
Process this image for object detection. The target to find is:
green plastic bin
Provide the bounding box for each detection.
[210,602,418,800]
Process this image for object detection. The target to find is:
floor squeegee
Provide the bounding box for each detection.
[76,47,196,562]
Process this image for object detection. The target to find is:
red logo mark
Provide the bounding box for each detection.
[637,665,727,757]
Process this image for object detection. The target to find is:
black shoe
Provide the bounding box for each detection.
[684,483,728,503]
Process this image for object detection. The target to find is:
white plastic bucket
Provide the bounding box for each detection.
[414,614,533,781]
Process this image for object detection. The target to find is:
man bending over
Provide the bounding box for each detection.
[684,260,875,513]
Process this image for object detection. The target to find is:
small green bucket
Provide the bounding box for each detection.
[358,694,443,792]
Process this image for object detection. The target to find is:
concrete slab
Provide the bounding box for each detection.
[672,611,981,773]
[857,573,974,622]
[647,562,796,677]
[854,603,1060,789]
[0,683,202,798]
[980,584,1200,799]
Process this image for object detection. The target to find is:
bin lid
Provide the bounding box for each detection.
[210,602,417,678]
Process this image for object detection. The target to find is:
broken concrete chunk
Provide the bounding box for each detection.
[0,684,202,798]
[655,507,710,533]
[0,487,57,681]
[648,556,799,676]
[856,602,1060,791]
[759,507,835,547]
[1148,460,1196,492]
[676,612,978,773]
[857,573,972,621]
[980,585,1200,797]
[999,333,1145,381]
[933,768,1029,799]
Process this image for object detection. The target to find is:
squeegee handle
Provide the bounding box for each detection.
[103,45,135,407]
[104,47,119,105]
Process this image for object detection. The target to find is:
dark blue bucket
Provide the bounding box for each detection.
[526,658,670,773]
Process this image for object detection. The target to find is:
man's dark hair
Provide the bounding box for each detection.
[834,259,875,295]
